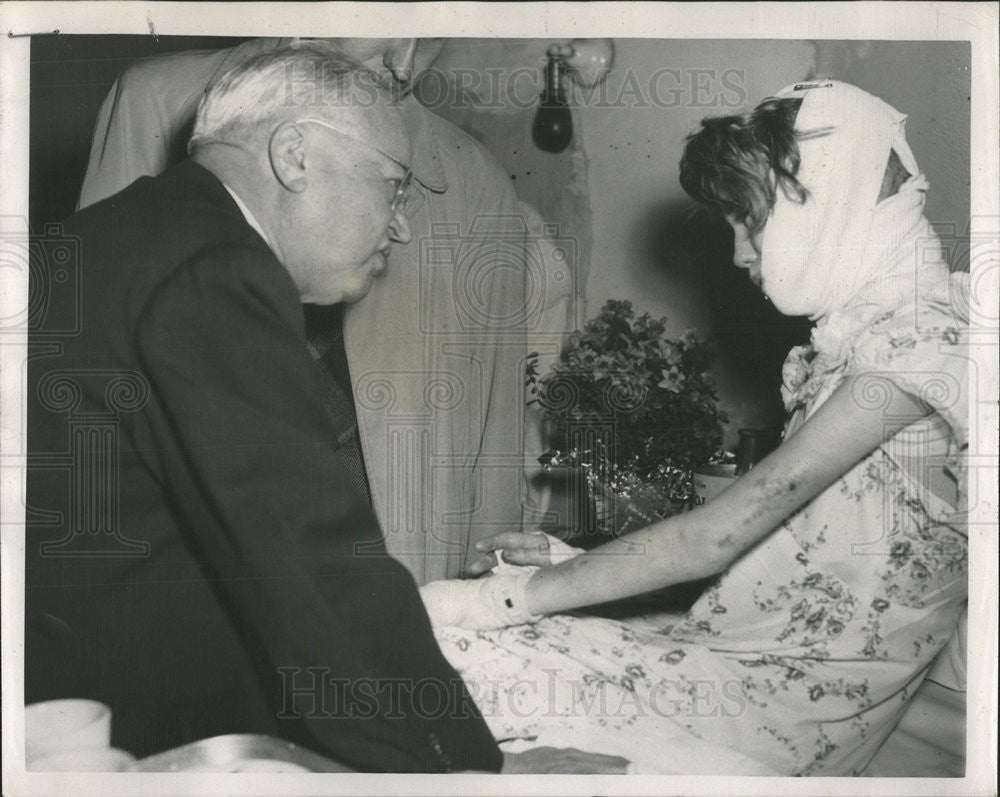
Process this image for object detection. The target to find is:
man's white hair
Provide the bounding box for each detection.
[189,46,386,152]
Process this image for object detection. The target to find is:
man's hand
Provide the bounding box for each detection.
[501,746,629,774]
[467,532,581,576]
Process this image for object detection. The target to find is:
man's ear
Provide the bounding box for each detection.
[269,121,308,194]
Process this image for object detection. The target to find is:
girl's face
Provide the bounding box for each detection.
[726,216,763,291]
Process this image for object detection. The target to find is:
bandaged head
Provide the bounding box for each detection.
[759,80,927,319]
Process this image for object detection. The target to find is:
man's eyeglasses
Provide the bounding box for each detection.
[295,117,420,216]
[390,168,415,215]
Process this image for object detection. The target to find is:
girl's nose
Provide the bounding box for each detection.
[731,223,760,269]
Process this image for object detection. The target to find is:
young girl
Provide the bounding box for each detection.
[421,81,969,775]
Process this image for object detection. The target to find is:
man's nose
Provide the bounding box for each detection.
[388,208,412,244]
[384,39,418,83]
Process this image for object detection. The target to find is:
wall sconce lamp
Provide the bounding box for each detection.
[532,39,615,154]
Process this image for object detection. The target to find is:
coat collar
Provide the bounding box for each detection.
[159,160,274,254]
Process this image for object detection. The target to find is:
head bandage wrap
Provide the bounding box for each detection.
[760,80,950,325]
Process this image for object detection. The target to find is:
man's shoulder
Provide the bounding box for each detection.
[117,48,232,94]
[72,160,231,224]
[116,39,276,98]
[70,162,279,299]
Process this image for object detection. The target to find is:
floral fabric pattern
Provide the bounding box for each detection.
[435,300,968,776]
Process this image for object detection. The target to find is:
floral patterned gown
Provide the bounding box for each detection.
[434,287,968,775]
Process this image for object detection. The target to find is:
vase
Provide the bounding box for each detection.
[693,461,737,504]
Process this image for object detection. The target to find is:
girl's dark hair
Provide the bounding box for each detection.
[679,97,807,234]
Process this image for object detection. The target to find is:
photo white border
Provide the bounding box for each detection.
[2,3,997,795]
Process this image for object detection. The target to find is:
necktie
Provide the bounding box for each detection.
[303,304,371,504]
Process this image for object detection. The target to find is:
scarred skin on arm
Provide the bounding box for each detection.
[521,374,930,616]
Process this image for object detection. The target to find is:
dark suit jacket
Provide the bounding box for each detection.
[26,160,502,773]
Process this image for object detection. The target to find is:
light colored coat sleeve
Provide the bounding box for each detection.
[77,43,270,209]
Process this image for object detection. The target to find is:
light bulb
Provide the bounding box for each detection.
[565,39,615,88]
[532,55,573,154]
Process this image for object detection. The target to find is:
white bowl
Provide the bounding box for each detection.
[27,747,134,772]
[25,699,111,760]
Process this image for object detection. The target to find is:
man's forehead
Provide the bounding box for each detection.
[351,106,410,167]
[307,105,410,169]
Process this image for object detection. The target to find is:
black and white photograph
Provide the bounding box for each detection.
[1,3,997,794]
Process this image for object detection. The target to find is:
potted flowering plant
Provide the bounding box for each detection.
[528,299,728,538]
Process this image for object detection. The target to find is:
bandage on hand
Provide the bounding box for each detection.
[419,569,542,630]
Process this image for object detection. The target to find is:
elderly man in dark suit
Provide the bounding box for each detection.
[26,47,499,773]
[77,38,531,586]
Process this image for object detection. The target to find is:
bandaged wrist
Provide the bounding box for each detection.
[482,569,543,627]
